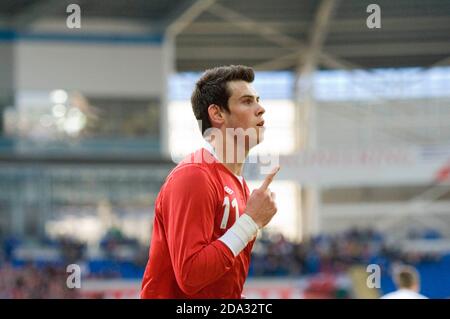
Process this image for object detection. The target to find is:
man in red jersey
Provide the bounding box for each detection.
[141,65,279,298]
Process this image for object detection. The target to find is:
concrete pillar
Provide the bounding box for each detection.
[160,34,175,159]
[294,54,320,239]
[0,34,15,136]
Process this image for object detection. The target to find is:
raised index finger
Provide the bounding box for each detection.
[259,166,280,191]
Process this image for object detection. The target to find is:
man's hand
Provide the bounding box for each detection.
[245,166,280,228]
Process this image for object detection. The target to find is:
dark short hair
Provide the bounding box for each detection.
[191,65,255,135]
[394,265,420,289]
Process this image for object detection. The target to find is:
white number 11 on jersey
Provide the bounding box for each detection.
[220,196,239,229]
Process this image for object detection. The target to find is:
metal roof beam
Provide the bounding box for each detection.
[165,0,217,38]
[183,17,450,34]
[207,2,359,70]
[207,3,302,49]
[297,0,340,73]
[431,56,450,67]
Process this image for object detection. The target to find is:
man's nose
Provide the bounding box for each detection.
[256,104,265,116]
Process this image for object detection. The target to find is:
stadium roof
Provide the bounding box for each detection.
[0,0,449,71]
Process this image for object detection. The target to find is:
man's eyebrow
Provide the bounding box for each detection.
[239,95,260,101]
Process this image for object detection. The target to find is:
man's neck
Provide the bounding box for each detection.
[207,136,248,176]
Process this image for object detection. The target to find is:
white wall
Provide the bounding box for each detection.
[15,40,164,97]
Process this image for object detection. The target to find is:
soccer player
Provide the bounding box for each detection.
[380,265,428,299]
[141,65,279,298]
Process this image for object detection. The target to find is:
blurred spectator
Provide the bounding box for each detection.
[380,265,428,299]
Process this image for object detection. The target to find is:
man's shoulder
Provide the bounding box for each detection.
[380,289,428,299]
[380,291,397,299]
[166,149,218,183]
[170,162,211,179]
[159,158,221,201]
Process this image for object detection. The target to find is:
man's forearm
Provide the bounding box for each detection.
[219,214,259,256]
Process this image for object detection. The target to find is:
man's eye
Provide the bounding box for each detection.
[244,100,252,104]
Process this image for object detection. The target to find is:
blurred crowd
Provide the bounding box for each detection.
[0,227,445,298]
[250,228,443,277]
[0,263,80,298]
[0,228,148,298]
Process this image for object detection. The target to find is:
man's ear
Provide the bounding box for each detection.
[207,104,225,126]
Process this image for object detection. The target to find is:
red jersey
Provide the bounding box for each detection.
[141,148,254,298]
